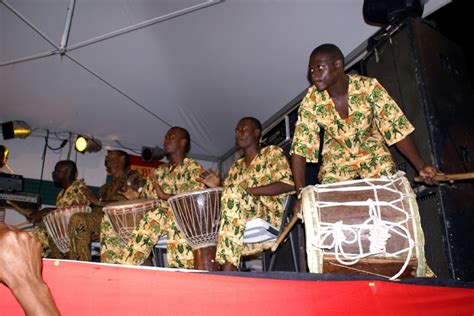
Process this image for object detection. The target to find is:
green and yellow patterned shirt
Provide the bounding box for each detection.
[56,179,92,208]
[291,74,414,183]
[225,145,294,218]
[143,157,206,199]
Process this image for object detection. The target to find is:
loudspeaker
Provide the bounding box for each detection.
[363,0,424,25]
[361,18,474,281]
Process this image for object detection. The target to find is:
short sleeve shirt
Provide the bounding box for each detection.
[56,179,92,208]
[142,157,206,199]
[291,74,414,183]
[225,145,294,212]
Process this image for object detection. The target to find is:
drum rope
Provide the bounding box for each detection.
[311,178,415,280]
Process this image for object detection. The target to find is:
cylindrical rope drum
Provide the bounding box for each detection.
[301,172,426,280]
[44,205,92,253]
[168,187,222,270]
[103,199,159,245]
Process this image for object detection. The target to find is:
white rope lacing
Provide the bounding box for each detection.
[310,177,415,280]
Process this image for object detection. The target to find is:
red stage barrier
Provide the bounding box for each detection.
[1,260,473,315]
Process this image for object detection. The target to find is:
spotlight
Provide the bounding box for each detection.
[141,146,165,162]
[0,145,9,167]
[75,135,102,153]
[1,121,32,140]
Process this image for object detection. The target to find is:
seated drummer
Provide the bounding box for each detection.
[290,43,443,214]
[100,127,206,268]
[32,160,95,258]
[200,117,294,271]
[67,150,140,261]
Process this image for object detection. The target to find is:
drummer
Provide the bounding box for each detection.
[33,160,95,258]
[200,117,294,271]
[290,43,443,214]
[67,150,140,261]
[100,127,206,268]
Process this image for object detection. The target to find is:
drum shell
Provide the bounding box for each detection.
[302,174,426,279]
[103,199,159,245]
[168,188,222,250]
[44,205,92,253]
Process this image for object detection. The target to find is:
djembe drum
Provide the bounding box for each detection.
[301,173,426,280]
[103,199,159,245]
[168,188,223,271]
[44,205,92,253]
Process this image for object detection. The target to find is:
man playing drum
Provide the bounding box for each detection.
[290,43,443,213]
[67,150,139,261]
[100,127,206,268]
[201,117,294,271]
[34,160,94,258]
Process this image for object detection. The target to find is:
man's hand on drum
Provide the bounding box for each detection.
[197,169,221,188]
[119,185,140,200]
[418,164,444,186]
[0,223,59,315]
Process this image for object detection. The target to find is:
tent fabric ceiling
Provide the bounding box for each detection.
[0,0,449,160]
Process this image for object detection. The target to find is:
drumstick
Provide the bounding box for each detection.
[414,172,474,182]
[6,200,33,219]
[271,213,300,252]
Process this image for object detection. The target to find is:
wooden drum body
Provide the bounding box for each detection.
[301,173,426,279]
[168,188,222,270]
[44,205,92,253]
[103,199,159,245]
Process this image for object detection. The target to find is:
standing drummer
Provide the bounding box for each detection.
[68,150,139,261]
[100,127,206,268]
[33,160,94,258]
[290,43,442,214]
[200,117,294,271]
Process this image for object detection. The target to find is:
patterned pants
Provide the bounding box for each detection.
[34,224,66,259]
[100,205,194,268]
[215,184,283,267]
[68,209,103,261]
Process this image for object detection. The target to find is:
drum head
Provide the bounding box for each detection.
[103,199,156,210]
[168,187,223,203]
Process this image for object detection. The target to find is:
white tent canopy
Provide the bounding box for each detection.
[0,0,449,161]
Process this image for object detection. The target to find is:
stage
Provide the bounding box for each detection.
[1,259,473,315]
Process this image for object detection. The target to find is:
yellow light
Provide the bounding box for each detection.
[0,145,8,167]
[74,135,102,153]
[75,136,88,153]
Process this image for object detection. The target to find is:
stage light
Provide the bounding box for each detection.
[141,146,165,162]
[75,135,102,153]
[0,145,9,167]
[1,121,32,140]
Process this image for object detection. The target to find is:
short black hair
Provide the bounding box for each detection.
[57,160,77,180]
[172,127,191,153]
[310,43,345,65]
[240,117,262,138]
[110,150,130,168]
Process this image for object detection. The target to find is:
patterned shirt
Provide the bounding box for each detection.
[56,179,92,208]
[291,74,414,183]
[100,169,141,202]
[224,145,294,218]
[143,157,205,198]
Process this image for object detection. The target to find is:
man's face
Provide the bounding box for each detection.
[308,52,340,91]
[105,151,125,174]
[235,119,258,149]
[52,163,68,186]
[163,128,184,155]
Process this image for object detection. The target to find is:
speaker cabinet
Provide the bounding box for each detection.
[362,18,474,281]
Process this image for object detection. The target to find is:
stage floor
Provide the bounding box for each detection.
[1,259,473,315]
